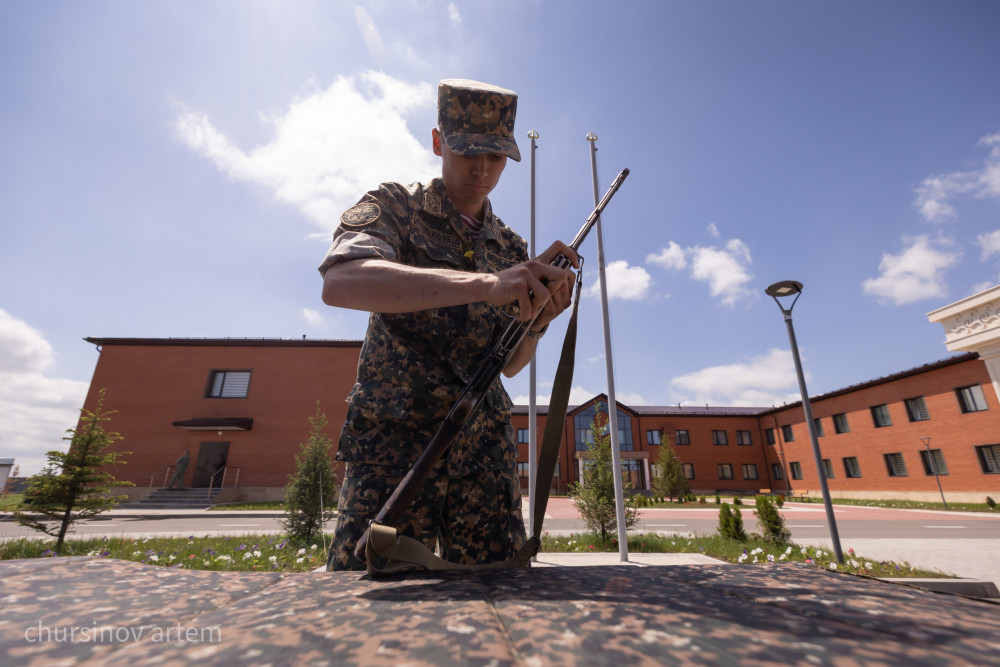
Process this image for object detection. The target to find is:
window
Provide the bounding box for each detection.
[781,424,794,442]
[517,462,530,477]
[517,429,530,444]
[884,452,908,477]
[646,430,661,445]
[870,404,892,428]
[976,444,1000,474]
[682,463,695,479]
[741,463,759,480]
[771,463,784,480]
[736,430,752,446]
[765,428,776,445]
[675,430,690,446]
[822,458,834,479]
[843,457,862,478]
[717,464,733,480]
[813,418,825,437]
[207,370,251,398]
[712,430,728,446]
[574,402,633,451]
[957,385,989,414]
[905,396,930,422]
[833,413,850,434]
[789,461,803,480]
[920,449,949,476]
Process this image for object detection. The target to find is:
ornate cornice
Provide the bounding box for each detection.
[928,286,1000,352]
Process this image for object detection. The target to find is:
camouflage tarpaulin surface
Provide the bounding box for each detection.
[2,557,998,666]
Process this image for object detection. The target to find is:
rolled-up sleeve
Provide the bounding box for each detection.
[317,231,398,276]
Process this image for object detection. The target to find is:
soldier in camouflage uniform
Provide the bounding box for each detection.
[319,79,578,570]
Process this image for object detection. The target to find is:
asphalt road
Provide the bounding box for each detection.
[2,498,997,541]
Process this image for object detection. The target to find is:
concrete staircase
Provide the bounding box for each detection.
[120,487,226,510]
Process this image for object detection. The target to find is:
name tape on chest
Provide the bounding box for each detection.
[341,202,382,228]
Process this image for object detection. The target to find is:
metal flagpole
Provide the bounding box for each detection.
[527,129,539,556]
[587,132,629,562]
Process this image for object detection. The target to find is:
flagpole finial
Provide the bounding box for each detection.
[527,129,539,140]
[586,132,598,142]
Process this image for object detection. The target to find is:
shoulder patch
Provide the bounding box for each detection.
[341,202,381,228]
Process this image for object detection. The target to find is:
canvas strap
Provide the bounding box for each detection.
[365,270,584,576]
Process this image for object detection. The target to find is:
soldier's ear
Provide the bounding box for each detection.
[432,128,443,156]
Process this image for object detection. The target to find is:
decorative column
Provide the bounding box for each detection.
[927,285,1000,401]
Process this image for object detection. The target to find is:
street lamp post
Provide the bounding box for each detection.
[766,280,844,563]
[921,436,948,509]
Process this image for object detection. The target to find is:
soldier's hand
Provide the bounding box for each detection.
[484,241,578,322]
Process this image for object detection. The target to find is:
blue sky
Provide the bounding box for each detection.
[3,1,999,475]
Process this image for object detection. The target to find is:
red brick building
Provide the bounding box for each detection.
[82,337,999,504]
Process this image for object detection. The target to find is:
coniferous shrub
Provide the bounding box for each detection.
[754,494,791,544]
[987,496,996,510]
[281,404,338,546]
[13,390,133,554]
[717,502,747,541]
[733,496,743,506]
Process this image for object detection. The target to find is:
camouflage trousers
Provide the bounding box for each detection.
[326,461,526,571]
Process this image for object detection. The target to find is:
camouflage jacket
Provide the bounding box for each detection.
[319,178,527,476]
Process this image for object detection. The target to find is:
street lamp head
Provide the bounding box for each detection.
[765,280,803,298]
[920,436,931,447]
[766,280,804,315]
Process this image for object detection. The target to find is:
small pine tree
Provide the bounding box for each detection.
[650,434,690,503]
[13,390,133,553]
[987,496,996,510]
[718,502,747,541]
[281,403,338,545]
[569,410,639,542]
[754,494,791,544]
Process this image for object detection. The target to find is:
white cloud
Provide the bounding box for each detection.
[862,235,962,305]
[646,241,686,270]
[689,239,754,307]
[647,237,754,307]
[670,348,800,407]
[582,260,652,300]
[354,6,387,61]
[448,2,461,26]
[0,309,90,476]
[302,308,323,326]
[978,229,1000,261]
[707,222,720,238]
[510,385,646,407]
[915,130,1000,223]
[173,72,438,230]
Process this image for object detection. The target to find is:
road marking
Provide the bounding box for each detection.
[217,523,262,527]
[646,524,687,527]
[788,524,825,528]
[924,525,965,529]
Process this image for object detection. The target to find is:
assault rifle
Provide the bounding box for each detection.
[355,167,630,563]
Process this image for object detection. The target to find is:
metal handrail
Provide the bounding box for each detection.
[208,466,242,495]
[148,466,174,490]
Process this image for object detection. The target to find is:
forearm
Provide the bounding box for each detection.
[322,258,492,313]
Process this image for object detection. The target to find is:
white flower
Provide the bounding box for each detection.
[310,544,318,550]
[296,557,304,564]
[149,555,159,562]
[767,554,775,563]
[828,562,838,570]
[297,548,306,556]
[865,562,873,569]
[253,550,262,558]
[779,554,788,561]
[268,556,278,563]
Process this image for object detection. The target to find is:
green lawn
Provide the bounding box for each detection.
[0,531,948,579]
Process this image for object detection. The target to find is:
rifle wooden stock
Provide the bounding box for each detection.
[354,168,629,562]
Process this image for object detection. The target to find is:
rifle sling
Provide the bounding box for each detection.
[365,273,583,576]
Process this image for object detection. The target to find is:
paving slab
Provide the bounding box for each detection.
[2,557,998,666]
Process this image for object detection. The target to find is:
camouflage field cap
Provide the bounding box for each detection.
[437,79,521,162]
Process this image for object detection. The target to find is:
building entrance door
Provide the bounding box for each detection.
[191,442,230,488]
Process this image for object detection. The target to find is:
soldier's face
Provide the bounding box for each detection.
[433,129,507,218]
